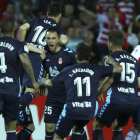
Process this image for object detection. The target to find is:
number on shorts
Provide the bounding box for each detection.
[44,106,52,115]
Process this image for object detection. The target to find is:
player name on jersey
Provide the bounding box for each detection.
[0,42,14,51]
[115,54,136,63]
[0,76,13,83]
[118,87,135,94]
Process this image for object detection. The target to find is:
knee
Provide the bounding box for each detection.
[46,123,56,132]
[24,124,35,132]
[112,120,122,130]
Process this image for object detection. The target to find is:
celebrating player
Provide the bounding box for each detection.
[93,31,140,140]
[0,18,38,140]
[39,43,122,140]
[17,2,68,140]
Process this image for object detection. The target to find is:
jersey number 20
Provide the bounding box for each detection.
[74,77,90,97]
[0,52,7,73]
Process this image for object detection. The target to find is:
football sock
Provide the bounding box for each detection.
[112,130,123,140]
[125,127,138,140]
[137,133,140,140]
[45,131,54,140]
[17,128,33,140]
[19,92,34,109]
[6,130,17,140]
[81,128,87,140]
[92,129,104,140]
[70,132,82,140]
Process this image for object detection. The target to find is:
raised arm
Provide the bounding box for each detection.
[19,53,39,93]
[59,34,69,46]
[105,56,123,73]
[78,5,97,19]
[98,77,114,96]
[19,23,30,41]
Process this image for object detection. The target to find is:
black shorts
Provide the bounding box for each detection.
[22,54,43,88]
[0,94,19,122]
[17,105,33,126]
[96,101,137,128]
[44,99,65,123]
[55,112,89,139]
[132,105,140,123]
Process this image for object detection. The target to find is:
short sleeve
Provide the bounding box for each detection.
[96,65,113,78]
[51,67,67,86]
[18,42,29,56]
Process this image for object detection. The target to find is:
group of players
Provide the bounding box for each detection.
[1,1,140,140]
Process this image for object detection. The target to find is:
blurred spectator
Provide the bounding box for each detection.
[67,27,84,52]
[19,1,35,21]
[0,2,20,29]
[137,30,140,45]
[75,28,84,39]
[60,16,70,33]
[96,0,117,14]
[133,15,140,34]
[116,0,136,27]
[73,19,82,28]
[83,29,100,64]
[78,6,122,55]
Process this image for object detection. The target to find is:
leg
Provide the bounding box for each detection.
[5,120,17,140]
[112,119,123,140]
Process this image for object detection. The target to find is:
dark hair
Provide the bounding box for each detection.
[76,44,91,61]
[0,18,14,34]
[108,30,124,47]
[46,28,60,38]
[47,1,61,17]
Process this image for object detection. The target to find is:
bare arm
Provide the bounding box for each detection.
[19,53,39,92]
[59,35,69,46]
[98,77,114,96]
[105,56,123,73]
[19,23,30,41]
[78,5,97,19]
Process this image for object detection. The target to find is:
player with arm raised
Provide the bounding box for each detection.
[17,2,68,140]
[93,31,140,140]
[0,18,38,140]
[39,43,122,140]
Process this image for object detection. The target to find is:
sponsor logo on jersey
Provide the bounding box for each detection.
[72,101,92,108]
[0,77,13,83]
[58,58,63,64]
[24,45,29,53]
[49,66,59,77]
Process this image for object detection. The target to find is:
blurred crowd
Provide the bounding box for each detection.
[0,0,140,64]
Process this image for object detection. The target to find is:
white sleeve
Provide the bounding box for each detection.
[131,45,140,60]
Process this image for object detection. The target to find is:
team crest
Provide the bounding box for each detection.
[58,58,62,64]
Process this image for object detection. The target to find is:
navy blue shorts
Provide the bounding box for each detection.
[54,106,89,139]
[132,105,140,122]
[0,94,19,122]
[96,101,137,128]
[22,54,44,88]
[44,99,65,123]
[17,105,33,126]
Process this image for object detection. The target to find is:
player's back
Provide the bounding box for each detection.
[52,62,113,120]
[0,36,26,96]
[106,51,140,105]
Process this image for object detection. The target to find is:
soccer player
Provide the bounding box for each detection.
[39,43,122,140]
[92,31,140,140]
[125,45,140,140]
[0,18,39,140]
[42,28,77,140]
[17,1,68,140]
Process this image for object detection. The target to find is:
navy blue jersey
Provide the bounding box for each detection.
[0,36,28,97]
[44,48,76,103]
[51,63,113,120]
[104,51,140,105]
[26,18,67,50]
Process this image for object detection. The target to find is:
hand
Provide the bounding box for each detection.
[39,74,49,86]
[105,56,115,65]
[39,85,47,96]
[40,50,47,60]
[78,5,86,11]
[32,82,39,95]
[98,94,104,102]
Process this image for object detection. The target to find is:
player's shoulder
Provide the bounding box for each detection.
[63,47,75,55]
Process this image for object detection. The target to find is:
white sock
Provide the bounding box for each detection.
[125,127,138,140]
[137,133,140,140]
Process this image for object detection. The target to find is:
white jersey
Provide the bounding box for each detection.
[131,45,140,96]
[96,14,122,46]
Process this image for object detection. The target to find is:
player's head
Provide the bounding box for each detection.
[46,28,60,53]
[108,30,124,53]
[76,44,91,62]
[0,18,15,36]
[47,1,62,23]
[106,7,116,20]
